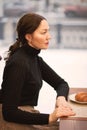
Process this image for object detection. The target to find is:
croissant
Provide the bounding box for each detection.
[75,92,87,102]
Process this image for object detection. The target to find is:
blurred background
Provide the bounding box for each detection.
[0,0,87,48]
[0,0,87,113]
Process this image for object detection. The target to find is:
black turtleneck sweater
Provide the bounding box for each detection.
[1,44,69,125]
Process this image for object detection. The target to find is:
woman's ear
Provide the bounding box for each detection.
[25,34,31,42]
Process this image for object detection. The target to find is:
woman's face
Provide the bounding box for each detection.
[26,20,51,50]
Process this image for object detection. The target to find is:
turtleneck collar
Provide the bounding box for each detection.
[23,44,41,56]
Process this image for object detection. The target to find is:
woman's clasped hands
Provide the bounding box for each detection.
[49,96,76,124]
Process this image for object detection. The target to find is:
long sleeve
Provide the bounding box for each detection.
[2,57,49,125]
[39,57,69,99]
[1,44,69,125]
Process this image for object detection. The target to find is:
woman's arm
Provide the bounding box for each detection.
[2,59,49,125]
[39,57,76,123]
[39,57,69,99]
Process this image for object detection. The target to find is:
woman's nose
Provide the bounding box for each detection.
[47,32,51,40]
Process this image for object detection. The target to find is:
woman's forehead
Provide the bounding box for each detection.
[38,20,50,30]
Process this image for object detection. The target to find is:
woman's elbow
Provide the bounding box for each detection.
[2,107,14,122]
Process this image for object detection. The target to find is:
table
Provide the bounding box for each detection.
[0,88,87,130]
[59,88,87,130]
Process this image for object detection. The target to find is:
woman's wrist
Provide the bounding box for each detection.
[56,96,66,107]
[49,113,58,124]
[57,96,66,101]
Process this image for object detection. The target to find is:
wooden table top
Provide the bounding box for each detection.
[59,88,87,130]
[69,87,87,94]
[61,87,87,120]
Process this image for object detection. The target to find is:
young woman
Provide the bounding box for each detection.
[0,13,75,125]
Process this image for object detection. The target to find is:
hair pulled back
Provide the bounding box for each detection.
[6,13,46,60]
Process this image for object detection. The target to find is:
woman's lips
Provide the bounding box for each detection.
[45,42,49,45]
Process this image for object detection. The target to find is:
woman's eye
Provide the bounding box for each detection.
[41,32,46,34]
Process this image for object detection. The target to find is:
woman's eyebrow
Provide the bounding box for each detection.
[41,28,50,31]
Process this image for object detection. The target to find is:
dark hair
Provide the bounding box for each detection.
[5,13,46,60]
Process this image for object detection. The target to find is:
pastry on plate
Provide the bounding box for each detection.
[75,92,87,102]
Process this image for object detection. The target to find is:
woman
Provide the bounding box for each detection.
[1,13,75,125]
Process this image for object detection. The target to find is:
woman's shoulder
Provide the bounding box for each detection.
[6,48,29,67]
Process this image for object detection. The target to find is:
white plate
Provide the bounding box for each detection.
[69,93,87,104]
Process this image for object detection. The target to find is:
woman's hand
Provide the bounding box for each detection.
[49,96,76,124]
[55,96,71,109]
